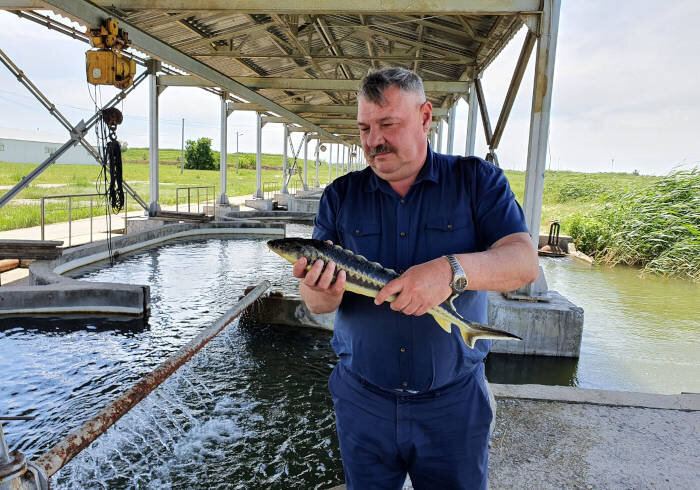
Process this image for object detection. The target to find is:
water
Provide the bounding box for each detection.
[1,223,698,487]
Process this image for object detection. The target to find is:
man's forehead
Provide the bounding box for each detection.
[357,88,423,119]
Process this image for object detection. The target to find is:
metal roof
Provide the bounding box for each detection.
[1,1,541,144]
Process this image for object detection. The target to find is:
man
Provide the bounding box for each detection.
[293,67,538,489]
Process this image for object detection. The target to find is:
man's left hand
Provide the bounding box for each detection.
[374,257,452,316]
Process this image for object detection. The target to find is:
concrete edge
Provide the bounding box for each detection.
[491,383,700,411]
[0,220,284,318]
[52,225,284,275]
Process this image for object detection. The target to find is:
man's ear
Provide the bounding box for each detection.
[420,100,433,132]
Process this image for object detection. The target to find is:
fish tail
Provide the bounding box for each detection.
[431,310,521,349]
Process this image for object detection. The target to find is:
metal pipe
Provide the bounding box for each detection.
[465,82,478,157]
[89,196,93,243]
[34,280,270,478]
[281,124,289,194]
[40,197,45,241]
[254,112,263,198]
[68,197,72,248]
[303,133,309,191]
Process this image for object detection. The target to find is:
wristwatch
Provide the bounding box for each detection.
[444,254,468,294]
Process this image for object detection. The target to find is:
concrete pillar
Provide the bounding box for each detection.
[254,112,263,198]
[342,146,347,174]
[328,143,333,184]
[218,95,230,205]
[465,81,478,157]
[281,124,289,194]
[302,133,309,190]
[523,0,561,249]
[315,140,320,187]
[335,144,340,179]
[447,103,457,155]
[147,59,160,216]
[436,119,444,154]
[430,129,436,149]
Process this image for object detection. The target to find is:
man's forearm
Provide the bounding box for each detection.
[457,232,538,292]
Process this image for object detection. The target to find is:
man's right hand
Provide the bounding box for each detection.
[294,257,346,314]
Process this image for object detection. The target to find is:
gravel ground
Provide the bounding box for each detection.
[488,398,699,489]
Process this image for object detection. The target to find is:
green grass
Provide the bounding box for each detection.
[566,170,699,281]
[0,156,334,231]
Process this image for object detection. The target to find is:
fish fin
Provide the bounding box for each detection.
[457,321,522,350]
[434,316,453,335]
[447,294,464,319]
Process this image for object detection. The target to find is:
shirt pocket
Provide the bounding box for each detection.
[422,212,475,258]
[339,219,381,259]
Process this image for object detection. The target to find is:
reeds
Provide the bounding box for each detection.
[569,169,699,281]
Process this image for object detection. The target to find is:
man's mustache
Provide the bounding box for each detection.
[369,144,396,157]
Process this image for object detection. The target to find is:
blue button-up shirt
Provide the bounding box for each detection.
[313,145,528,393]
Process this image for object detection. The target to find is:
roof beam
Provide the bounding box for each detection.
[230,102,449,117]
[195,53,468,64]
[89,1,542,15]
[41,0,346,145]
[232,77,470,92]
[160,75,469,93]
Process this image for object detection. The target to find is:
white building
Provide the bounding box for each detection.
[0,128,100,165]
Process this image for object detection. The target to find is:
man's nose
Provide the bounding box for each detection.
[364,126,385,148]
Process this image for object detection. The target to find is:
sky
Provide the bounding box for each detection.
[0,1,698,175]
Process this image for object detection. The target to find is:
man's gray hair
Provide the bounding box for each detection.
[358,67,426,105]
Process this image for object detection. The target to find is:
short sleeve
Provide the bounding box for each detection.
[312,185,340,243]
[472,161,529,249]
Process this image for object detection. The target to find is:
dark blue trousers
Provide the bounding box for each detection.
[329,363,492,490]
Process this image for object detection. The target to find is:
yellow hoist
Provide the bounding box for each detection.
[86,18,136,90]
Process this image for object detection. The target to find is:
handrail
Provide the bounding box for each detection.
[175,185,216,215]
[35,280,270,478]
[41,193,103,246]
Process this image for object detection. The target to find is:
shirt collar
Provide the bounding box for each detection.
[364,142,439,193]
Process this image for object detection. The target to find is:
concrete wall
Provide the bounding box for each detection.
[0,221,285,318]
[0,137,99,165]
[243,292,584,358]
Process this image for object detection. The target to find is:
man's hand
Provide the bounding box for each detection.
[294,256,346,314]
[374,257,452,316]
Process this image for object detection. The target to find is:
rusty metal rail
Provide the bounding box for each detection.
[34,280,270,478]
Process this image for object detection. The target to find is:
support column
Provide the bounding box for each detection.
[436,119,444,154]
[430,129,436,149]
[523,0,561,248]
[465,81,478,157]
[218,94,230,205]
[315,140,320,187]
[340,145,348,175]
[447,103,457,155]
[328,143,333,184]
[147,59,161,216]
[303,133,309,191]
[254,112,263,198]
[281,124,289,193]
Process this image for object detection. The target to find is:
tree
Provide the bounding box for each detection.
[118,141,128,153]
[185,137,217,170]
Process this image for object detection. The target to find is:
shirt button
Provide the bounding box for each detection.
[400,347,406,353]
[400,232,406,238]
[400,199,406,205]
[355,229,360,235]
[447,224,453,230]
[402,381,408,387]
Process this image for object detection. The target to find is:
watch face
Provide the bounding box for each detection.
[453,276,468,292]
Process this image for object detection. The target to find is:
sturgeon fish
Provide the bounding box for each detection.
[267,237,521,349]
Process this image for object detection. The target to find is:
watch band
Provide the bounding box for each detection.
[444,254,468,293]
